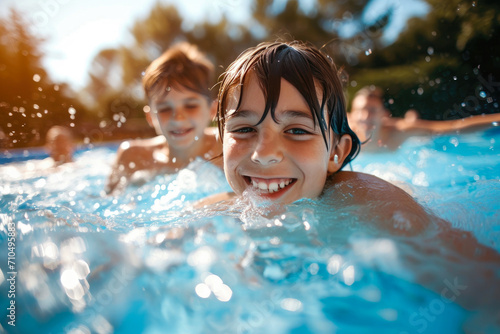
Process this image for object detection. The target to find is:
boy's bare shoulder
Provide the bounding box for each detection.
[118,135,166,150]
[327,171,425,208]
[111,136,169,174]
[116,136,166,157]
[326,171,431,234]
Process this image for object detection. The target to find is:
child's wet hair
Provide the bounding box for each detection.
[142,42,214,101]
[217,40,360,169]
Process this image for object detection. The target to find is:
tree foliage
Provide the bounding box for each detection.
[0,9,88,149]
[348,0,500,119]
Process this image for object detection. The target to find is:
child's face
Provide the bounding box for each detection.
[349,95,387,135]
[47,134,73,162]
[223,73,335,204]
[149,86,212,150]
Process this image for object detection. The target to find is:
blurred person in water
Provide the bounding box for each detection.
[105,42,222,194]
[348,85,500,152]
[44,125,75,166]
[0,127,7,148]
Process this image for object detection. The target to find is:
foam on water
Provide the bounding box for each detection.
[1,129,499,333]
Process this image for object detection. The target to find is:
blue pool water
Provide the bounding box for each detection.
[1,129,499,333]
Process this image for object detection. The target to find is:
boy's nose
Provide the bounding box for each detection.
[172,108,186,121]
[251,130,283,165]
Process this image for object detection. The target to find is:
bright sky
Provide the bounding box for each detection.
[0,0,251,90]
[0,0,427,91]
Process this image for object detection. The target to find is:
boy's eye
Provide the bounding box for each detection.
[185,103,200,109]
[157,108,172,114]
[286,128,311,135]
[232,127,255,133]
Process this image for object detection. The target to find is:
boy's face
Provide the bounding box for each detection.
[349,95,387,136]
[223,74,335,204]
[47,134,73,162]
[149,86,212,150]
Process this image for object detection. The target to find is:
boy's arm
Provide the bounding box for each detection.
[105,143,138,194]
[395,112,500,134]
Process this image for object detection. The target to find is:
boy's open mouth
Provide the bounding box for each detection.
[169,128,194,137]
[244,176,296,194]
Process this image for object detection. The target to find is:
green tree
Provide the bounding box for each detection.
[346,0,500,119]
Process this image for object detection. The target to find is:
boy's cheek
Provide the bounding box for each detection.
[223,136,246,156]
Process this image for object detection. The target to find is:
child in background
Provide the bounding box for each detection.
[348,85,500,152]
[106,42,222,194]
[45,125,75,167]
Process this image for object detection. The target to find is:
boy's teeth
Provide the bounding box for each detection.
[250,178,293,193]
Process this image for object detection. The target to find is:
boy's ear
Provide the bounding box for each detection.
[145,106,154,128]
[328,134,352,174]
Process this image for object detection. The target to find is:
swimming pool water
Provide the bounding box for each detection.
[0,129,499,333]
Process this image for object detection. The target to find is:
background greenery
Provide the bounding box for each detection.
[1,0,499,148]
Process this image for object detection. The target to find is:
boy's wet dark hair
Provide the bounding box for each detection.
[217,40,360,169]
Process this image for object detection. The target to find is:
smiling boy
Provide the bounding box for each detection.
[196,41,433,232]
[106,42,222,194]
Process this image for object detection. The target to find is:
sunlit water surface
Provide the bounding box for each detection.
[1,129,499,334]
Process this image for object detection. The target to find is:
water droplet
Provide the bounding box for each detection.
[365,49,372,56]
[194,136,199,141]
[427,47,434,55]
[417,88,424,95]
[33,74,41,82]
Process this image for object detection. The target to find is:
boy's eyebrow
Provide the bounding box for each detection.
[227,109,315,123]
[280,109,314,121]
[226,109,259,120]
[156,97,203,107]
